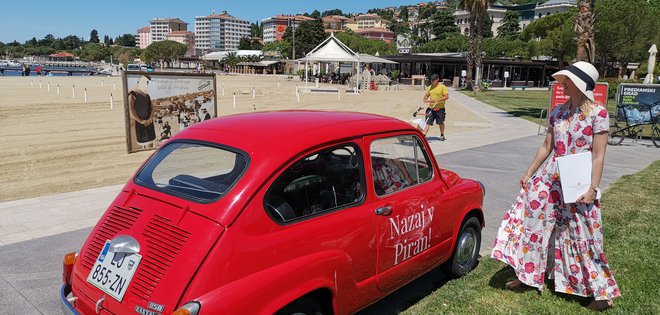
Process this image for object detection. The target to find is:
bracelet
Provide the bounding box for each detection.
[590,186,599,193]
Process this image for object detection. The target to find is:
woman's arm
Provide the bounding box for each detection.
[576,131,607,204]
[520,130,554,189]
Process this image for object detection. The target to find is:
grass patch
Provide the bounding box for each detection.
[402,160,660,314]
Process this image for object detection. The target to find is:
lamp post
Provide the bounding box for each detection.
[291,16,296,60]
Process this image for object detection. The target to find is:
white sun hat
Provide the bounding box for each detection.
[552,61,599,101]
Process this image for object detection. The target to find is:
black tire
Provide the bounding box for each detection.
[444,216,481,278]
[608,123,625,145]
[275,297,323,315]
[652,124,660,148]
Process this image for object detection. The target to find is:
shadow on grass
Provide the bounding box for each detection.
[357,257,481,315]
[506,107,546,119]
[488,265,591,307]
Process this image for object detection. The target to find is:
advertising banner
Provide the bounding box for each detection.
[615,84,660,124]
[122,72,217,153]
[550,82,609,109]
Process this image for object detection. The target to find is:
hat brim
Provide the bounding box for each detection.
[552,71,595,101]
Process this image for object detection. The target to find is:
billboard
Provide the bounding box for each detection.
[615,83,660,124]
[122,72,217,153]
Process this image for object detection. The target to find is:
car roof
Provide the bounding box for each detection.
[178,110,414,154]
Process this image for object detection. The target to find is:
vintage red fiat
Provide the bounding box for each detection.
[60,111,484,315]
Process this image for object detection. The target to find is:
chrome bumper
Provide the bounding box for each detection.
[59,284,79,315]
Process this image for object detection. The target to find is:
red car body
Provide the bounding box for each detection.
[60,111,484,315]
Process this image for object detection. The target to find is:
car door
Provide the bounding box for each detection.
[366,133,453,292]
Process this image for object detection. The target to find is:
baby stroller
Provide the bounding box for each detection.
[410,106,427,131]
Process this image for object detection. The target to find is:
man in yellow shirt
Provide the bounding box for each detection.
[422,74,449,140]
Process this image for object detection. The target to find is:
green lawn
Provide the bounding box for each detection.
[402,160,660,314]
[460,90,657,138]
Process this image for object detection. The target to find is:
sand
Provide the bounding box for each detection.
[0,74,487,202]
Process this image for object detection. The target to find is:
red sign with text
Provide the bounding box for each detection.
[550,82,609,108]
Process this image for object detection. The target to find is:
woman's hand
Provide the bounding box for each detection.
[576,189,597,204]
[520,173,531,190]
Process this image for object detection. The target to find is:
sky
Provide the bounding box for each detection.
[0,0,408,43]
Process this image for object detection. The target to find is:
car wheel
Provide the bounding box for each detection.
[444,216,481,278]
[274,297,323,315]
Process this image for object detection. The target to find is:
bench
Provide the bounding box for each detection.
[511,86,527,90]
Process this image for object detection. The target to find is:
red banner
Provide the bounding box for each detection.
[550,82,609,108]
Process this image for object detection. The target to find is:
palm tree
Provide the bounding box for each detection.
[575,0,596,63]
[222,52,241,73]
[460,0,496,91]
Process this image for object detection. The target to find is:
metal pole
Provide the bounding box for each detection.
[48,82,50,92]
[233,93,236,109]
[57,84,60,95]
[84,88,88,103]
[72,85,75,98]
[110,93,114,109]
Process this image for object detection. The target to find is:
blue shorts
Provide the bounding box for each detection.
[425,108,446,125]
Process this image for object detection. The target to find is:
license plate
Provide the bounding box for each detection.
[87,240,142,301]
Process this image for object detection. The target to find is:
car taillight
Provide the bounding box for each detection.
[62,251,78,285]
[172,301,200,315]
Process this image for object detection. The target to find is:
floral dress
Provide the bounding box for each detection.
[491,103,621,301]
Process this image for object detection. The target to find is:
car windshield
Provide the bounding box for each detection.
[135,141,248,202]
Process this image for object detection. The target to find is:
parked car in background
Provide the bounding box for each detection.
[59,111,485,315]
[126,64,140,71]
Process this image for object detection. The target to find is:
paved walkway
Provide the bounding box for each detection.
[0,89,657,247]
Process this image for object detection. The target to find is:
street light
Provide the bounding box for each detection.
[291,16,296,60]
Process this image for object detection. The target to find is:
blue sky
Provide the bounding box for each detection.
[0,0,408,43]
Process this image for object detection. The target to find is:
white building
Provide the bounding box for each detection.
[194,11,251,52]
[454,0,575,37]
[150,18,188,43]
[262,15,314,44]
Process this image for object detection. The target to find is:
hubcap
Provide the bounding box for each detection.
[457,228,476,268]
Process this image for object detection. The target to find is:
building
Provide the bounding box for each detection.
[136,26,151,49]
[194,11,251,52]
[345,14,391,31]
[454,0,575,36]
[262,15,314,44]
[167,31,195,55]
[322,15,349,32]
[354,28,395,44]
[150,18,188,43]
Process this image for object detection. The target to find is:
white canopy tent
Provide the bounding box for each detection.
[300,33,361,89]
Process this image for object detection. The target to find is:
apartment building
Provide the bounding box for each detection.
[167,31,195,55]
[136,26,151,49]
[262,15,314,44]
[345,14,391,31]
[322,15,349,32]
[194,11,251,52]
[150,18,188,43]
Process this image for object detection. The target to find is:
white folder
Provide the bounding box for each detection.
[556,151,601,203]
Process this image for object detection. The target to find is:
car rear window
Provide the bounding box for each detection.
[134,141,248,202]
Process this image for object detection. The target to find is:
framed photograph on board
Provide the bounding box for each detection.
[122,71,217,153]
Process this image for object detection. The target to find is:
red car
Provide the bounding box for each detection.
[60,111,484,315]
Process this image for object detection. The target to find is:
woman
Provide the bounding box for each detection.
[491,62,620,311]
[128,75,156,149]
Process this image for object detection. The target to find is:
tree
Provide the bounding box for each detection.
[239,37,252,50]
[284,19,325,59]
[575,0,595,63]
[460,0,497,91]
[482,14,494,38]
[431,10,459,40]
[483,37,527,58]
[62,35,82,50]
[90,29,100,43]
[522,11,576,67]
[399,6,409,22]
[262,40,291,59]
[334,30,397,55]
[321,9,344,17]
[309,10,321,19]
[595,0,658,78]
[419,33,468,53]
[78,43,109,61]
[250,22,263,38]
[497,10,521,39]
[141,40,187,66]
[115,34,136,47]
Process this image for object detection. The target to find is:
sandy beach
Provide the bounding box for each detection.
[0,74,487,202]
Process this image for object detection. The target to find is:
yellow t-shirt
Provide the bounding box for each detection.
[427,83,448,110]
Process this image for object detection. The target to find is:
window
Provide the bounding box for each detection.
[264,144,364,223]
[135,141,248,202]
[370,135,433,196]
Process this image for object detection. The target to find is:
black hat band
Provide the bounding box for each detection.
[565,65,595,91]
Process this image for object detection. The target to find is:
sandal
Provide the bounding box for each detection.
[586,300,613,311]
[504,279,524,290]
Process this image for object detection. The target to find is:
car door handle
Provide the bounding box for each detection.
[375,206,392,216]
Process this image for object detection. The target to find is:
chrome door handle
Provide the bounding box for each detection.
[375,206,392,216]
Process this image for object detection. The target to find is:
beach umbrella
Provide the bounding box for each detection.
[643,44,657,84]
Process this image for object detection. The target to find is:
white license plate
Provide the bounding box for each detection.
[87,240,142,301]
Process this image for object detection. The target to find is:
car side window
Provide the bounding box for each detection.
[371,135,433,196]
[264,144,365,223]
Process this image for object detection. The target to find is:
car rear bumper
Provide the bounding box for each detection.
[60,284,80,315]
